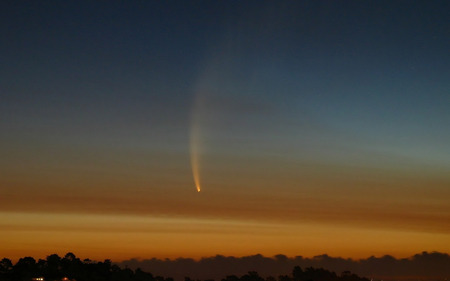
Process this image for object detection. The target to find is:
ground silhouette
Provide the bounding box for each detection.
[0,253,173,281]
[0,253,372,281]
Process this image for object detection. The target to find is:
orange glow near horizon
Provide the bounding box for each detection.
[1,211,449,262]
[1,150,449,262]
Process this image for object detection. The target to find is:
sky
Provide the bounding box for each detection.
[0,1,449,262]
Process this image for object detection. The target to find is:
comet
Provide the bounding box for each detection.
[189,54,223,193]
[190,121,201,192]
[190,91,204,193]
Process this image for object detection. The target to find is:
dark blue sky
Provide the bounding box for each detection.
[2,1,448,148]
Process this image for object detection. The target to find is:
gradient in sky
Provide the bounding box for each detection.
[0,1,449,262]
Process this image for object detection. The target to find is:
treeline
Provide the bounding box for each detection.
[0,253,370,281]
[0,253,171,281]
[218,267,369,281]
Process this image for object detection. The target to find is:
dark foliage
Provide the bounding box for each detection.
[222,267,369,281]
[0,254,370,281]
[0,253,171,281]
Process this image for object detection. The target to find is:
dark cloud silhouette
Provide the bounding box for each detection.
[118,252,450,281]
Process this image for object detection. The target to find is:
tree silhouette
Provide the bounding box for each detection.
[12,257,38,281]
[292,266,303,281]
[0,259,13,281]
[0,253,372,281]
[241,272,265,281]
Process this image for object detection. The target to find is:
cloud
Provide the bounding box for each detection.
[118,252,450,281]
